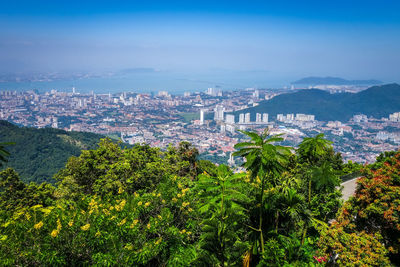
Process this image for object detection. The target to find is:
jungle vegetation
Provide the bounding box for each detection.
[0,130,398,266]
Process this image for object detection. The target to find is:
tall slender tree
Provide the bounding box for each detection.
[233,129,291,254]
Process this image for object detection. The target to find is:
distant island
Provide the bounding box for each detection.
[292,76,382,86]
[238,83,400,122]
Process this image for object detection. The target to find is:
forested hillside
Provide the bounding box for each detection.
[0,120,105,183]
[0,131,398,266]
[238,83,400,121]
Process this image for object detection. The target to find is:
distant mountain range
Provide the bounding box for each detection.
[292,76,382,86]
[0,121,105,184]
[235,83,400,122]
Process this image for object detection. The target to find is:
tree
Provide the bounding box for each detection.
[233,129,291,255]
[194,165,250,266]
[318,151,400,265]
[297,133,333,166]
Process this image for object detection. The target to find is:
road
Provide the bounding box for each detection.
[341,178,359,201]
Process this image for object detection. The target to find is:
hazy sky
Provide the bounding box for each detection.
[1,0,399,82]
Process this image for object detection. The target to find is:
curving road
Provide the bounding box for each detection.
[341,178,359,201]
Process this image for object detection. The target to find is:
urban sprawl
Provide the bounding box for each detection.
[1,87,400,164]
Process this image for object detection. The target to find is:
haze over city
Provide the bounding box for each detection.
[1,0,400,91]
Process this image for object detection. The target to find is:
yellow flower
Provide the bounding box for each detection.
[180,229,186,234]
[172,198,177,202]
[182,188,189,193]
[162,199,166,204]
[144,202,150,207]
[68,220,74,227]
[117,218,127,226]
[188,208,193,212]
[81,210,86,215]
[124,243,133,250]
[157,193,161,197]
[34,221,44,230]
[95,231,101,237]
[81,224,90,231]
[187,231,192,235]
[177,193,182,198]
[89,198,97,206]
[118,187,124,194]
[57,218,62,231]
[157,215,162,220]
[130,219,139,228]
[182,202,190,207]
[147,223,151,229]
[41,208,52,216]
[50,229,59,238]
[137,201,142,206]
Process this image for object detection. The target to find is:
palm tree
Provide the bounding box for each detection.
[233,129,291,253]
[311,161,340,193]
[297,133,333,203]
[297,133,332,166]
[297,134,334,244]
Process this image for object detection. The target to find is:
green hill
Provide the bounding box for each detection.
[237,83,400,121]
[0,120,105,183]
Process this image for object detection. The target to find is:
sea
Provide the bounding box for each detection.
[0,71,291,95]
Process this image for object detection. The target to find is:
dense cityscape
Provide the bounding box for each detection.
[2,86,399,164]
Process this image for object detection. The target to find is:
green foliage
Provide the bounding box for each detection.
[0,120,104,183]
[194,165,251,266]
[318,151,400,265]
[0,183,198,266]
[0,142,14,167]
[1,128,399,266]
[0,168,55,211]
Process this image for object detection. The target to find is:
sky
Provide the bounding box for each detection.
[0,0,399,85]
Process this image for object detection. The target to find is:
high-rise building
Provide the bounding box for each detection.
[239,113,245,124]
[220,124,226,133]
[256,113,262,123]
[226,114,235,124]
[200,109,205,125]
[262,113,269,123]
[245,113,250,123]
[253,89,259,99]
[287,114,295,121]
[214,105,225,121]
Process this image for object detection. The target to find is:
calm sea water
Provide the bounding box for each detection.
[0,71,290,94]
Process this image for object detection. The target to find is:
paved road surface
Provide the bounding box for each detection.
[341,178,359,201]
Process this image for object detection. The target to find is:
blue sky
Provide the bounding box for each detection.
[1,0,399,84]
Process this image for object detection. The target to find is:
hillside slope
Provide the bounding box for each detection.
[0,121,105,183]
[238,83,400,121]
